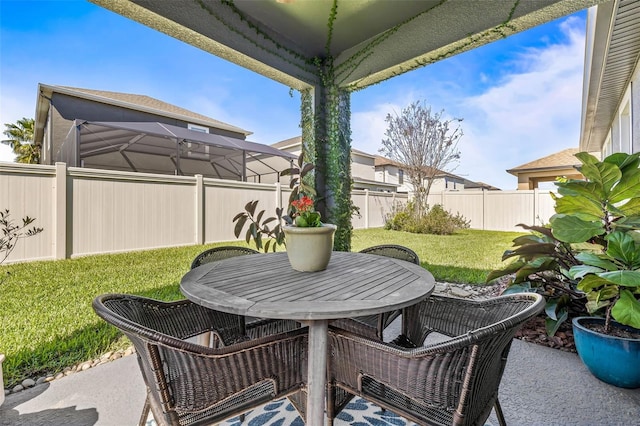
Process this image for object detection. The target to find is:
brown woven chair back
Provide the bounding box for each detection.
[328,293,544,426]
[332,245,421,340]
[93,294,307,426]
[190,246,258,269]
[359,244,420,265]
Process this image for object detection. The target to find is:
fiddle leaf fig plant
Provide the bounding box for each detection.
[489,151,640,335]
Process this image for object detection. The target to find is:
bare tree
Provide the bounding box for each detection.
[380,101,462,212]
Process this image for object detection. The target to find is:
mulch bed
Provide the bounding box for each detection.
[481,277,577,353]
[515,314,576,353]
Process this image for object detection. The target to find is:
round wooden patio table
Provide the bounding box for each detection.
[180,251,435,426]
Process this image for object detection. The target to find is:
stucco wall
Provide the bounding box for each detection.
[351,153,375,181]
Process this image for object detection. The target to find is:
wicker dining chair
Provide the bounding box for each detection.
[93,294,308,426]
[331,244,420,341]
[190,246,300,340]
[327,293,545,426]
[190,246,261,269]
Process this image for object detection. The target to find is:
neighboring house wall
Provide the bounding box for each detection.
[351,151,376,181]
[268,139,389,189]
[431,176,465,191]
[375,164,465,193]
[507,148,585,190]
[512,168,584,190]
[375,165,412,193]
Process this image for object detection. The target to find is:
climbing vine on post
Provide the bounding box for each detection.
[310,76,353,251]
[197,0,521,251]
[300,89,316,191]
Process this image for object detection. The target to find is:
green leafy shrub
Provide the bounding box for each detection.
[489,152,640,335]
[385,202,469,235]
[421,204,470,235]
[384,201,416,231]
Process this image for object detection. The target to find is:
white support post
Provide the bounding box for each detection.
[54,162,67,259]
[306,319,329,426]
[195,174,204,245]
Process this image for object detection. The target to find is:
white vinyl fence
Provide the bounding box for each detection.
[1,162,554,263]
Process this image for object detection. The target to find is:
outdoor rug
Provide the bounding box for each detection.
[146,397,497,425]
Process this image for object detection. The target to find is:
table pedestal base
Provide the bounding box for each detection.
[306,320,328,426]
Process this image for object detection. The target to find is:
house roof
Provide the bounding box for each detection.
[35,83,251,143]
[271,136,302,150]
[580,1,640,152]
[463,180,502,191]
[374,155,455,178]
[506,148,580,175]
[351,148,377,159]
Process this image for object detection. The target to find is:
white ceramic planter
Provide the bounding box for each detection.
[0,353,5,407]
[283,224,337,272]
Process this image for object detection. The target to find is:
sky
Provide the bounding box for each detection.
[0,1,589,190]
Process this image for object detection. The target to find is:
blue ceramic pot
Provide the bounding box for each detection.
[572,317,640,388]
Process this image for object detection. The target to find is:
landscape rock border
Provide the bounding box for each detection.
[4,346,136,398]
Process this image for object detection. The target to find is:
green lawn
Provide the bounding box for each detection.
[0,228,521,388]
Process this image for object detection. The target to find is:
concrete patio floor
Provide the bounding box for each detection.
[1,337,638,426]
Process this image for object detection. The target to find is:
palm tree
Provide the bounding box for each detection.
[2,118,40,164]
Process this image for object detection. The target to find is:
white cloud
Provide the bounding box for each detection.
[458,19,585,189]
[0,145,14,162]
[351,103,399,155]
[0,84,38,163]
[351,16,586,190]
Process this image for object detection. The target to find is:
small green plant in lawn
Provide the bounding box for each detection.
[1,208,43,282]
[385,201,469,235]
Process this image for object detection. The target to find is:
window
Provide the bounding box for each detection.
[188,123,209,133]
[186,124,210,158]
[621,102,631,154]
[603,134,612,157]
[398,169,404,185]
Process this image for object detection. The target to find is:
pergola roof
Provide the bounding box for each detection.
[91,0,599,91]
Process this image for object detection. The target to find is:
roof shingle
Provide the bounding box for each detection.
[507,148,581,173]
[56,85,250,135]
